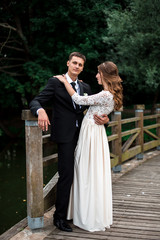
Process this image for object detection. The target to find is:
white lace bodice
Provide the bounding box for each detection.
[72,90,114,123]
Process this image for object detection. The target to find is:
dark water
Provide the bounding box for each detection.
[0,139,57,235]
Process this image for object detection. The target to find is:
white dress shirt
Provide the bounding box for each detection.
[65,73,81,127]
[65,72,80,94]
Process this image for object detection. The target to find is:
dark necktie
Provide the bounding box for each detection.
[71,82,77,92]
[71,82,79,110]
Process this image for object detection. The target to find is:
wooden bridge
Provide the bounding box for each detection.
[21,104,160,229]
[44,153,160,240]
[1,104,160,240]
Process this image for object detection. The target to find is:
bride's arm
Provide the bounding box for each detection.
[55,75,110,125]
[55,75,75,96]
[54,75,102,105]
[55,75,113,107]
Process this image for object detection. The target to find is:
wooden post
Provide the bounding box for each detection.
[111,110,122,172]
[22,110,44,229]
[156,104,160,150]
[134,105,145,159]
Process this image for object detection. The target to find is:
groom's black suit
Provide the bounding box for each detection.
[30,77,92,219]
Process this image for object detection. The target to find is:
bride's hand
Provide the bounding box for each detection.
[54,74,67,83]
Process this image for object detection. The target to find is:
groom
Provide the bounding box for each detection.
[29,52,109,232]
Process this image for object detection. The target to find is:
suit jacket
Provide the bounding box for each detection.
[29,77,92,143]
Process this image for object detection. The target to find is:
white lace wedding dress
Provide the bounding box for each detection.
[67,90,114,232]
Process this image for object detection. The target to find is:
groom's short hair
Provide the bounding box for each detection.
[69,52,86,63]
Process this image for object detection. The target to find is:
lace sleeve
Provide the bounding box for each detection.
[71,91,113,106]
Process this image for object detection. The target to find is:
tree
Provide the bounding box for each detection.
[0,0,125,136]
[0,0,125,108]
[103,0,160,107]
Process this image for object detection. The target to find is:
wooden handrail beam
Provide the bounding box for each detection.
[43,173,59,211]
[42,134,51,144]
[108,121,118,127]
[144,123,160,130]
[108,134,118,142]
[42,134,51,139]
[121,128,140,137]
[43,153,58,167]
[121,117,140,124]
[143,114,160,120]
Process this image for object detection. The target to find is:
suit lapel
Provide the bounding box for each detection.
[59,83,75,107]
[78,80,84,96]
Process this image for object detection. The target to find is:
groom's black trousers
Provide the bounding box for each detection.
[55,127,80,220]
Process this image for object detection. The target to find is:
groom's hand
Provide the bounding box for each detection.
[38,108,51,131]
[94,114,109,125]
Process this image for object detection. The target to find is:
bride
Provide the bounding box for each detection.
[56,61,123,232]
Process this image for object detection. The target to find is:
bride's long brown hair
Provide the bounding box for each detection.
[98,61,123,111]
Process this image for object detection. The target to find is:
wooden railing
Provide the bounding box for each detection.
[22,104,160,229]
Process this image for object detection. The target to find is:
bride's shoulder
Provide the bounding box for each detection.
[102,90,113,96]
[101,90,114,100]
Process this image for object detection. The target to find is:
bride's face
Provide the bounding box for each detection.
[96,72,102,85]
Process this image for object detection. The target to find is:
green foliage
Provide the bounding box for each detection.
[1,0,126,111]
[23,62,52,92]
[103,0,160,100]
[3,0,159,112]
[0,74,24,108]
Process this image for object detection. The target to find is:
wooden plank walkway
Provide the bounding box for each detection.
[44,154,160,240]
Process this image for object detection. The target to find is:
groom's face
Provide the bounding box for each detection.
[67,56,84,78]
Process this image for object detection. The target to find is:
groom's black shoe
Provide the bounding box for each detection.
[54,217,72,232]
